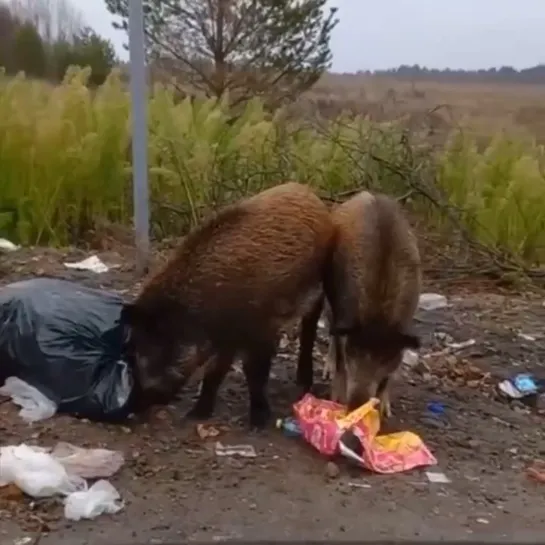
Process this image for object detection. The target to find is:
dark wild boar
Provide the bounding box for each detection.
[122,182,335,428]
[300,190,422,417]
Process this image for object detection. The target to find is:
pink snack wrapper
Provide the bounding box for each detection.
[293,393,437,474]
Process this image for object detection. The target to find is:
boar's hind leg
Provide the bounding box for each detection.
[297,295,324,393]
[186,350,234,420]
[242,340,276,429]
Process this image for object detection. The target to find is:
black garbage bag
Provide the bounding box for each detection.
[0,278,134,422]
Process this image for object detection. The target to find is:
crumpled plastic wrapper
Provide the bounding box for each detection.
[293,393,437,474]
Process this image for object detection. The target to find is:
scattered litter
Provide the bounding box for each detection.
[424,338,476,360]
[512,373,539,394]
[293,394,437,474]
[276,416,302,437]
[434,331,454,343]
[418,293,447,311]
[0,238,19,252]
[0,444,86,497]
[476,518,489,524]
[498,373,544,403]
[0,443,124,521]
[426,401,445,415]
[196,424,220,439]
[318,319,326,329]
[50,442,124,479]
[347,481,372,489]
[491,416,511,427]
[0,377,57,422]
[0,279,134,422]
[402,349,419,368]
[518,332,536,342]
[214,442,256,458]
[64,480,123,521]
[63,255,109,274]
[526,460,545,483]
[13,538,33,545]
[498,380,524,399]
[446,339,476,350]
[425,470,451,484]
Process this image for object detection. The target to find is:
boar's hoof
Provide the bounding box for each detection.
[379,398,392,419]
[186,401,215,421]
[249,402,271,429]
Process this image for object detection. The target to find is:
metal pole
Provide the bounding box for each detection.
[128,0,150,275]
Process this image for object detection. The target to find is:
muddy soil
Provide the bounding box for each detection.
[1,247,545,543]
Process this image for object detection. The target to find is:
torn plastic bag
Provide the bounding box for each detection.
[0,278,133,422]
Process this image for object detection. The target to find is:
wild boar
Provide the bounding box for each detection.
[122,182,335,428]
[300,190,422,417]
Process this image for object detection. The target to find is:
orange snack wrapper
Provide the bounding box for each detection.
[293,393,437,474]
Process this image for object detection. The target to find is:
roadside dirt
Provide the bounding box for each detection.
[1,247,545,543]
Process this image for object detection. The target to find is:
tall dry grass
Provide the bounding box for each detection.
[0,67,544,267]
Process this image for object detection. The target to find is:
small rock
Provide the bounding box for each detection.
[445,354,458,366]
[403,350,419,368]
[279,335,289,349]
[325,461,340,479]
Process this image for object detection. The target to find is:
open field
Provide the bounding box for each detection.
[307,74,545,143]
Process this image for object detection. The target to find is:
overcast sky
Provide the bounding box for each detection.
[81,0,545,72]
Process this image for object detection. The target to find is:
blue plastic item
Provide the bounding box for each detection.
[276,417,302,437]
[426,401,445,415]
[513,373,538,395]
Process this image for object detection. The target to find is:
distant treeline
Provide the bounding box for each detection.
[0,2,117,85]
[363,64,545,84]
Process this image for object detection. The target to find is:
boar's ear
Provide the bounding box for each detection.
[394,331,421,350]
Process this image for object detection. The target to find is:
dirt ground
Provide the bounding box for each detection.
[1,246,545,544]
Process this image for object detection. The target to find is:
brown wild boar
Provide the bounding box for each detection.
[300,190,421,417]
[121,182,335,428]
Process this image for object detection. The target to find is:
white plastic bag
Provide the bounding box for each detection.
[64,480,124,521]
[0,444,86,497]
[63,255,109,274]
[0,377,57,422]
[0,238,19,252]
[418,293,448,311]
[51,442,124,479]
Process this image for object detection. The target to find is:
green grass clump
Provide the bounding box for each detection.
[437,131,545,264]
[0,67,544,266]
